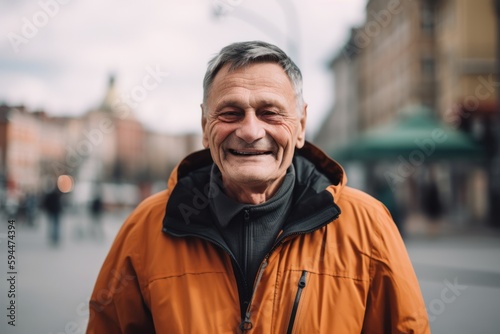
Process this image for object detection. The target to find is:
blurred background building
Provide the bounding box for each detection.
[314,0,499,233]
[1,0,499,235]
[0,75,202,216]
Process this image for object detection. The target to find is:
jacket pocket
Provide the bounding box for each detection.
[286,270,308,334]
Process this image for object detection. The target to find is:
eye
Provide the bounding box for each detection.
[217,110,242,122]
[260,110,284,122]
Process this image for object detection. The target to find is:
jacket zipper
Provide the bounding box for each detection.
[239,258,268,332]
[164,206,339,332]
[243,209,250,281]
[165,225,253,329]
[286,270,308,334]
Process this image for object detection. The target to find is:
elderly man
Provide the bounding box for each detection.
[87,41,429,333]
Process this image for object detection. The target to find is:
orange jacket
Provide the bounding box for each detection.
[87,142,430,333]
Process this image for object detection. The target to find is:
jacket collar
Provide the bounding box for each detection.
[171,141,346,189]
[162,141,343,249]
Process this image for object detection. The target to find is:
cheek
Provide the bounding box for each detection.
[272,124,300,146]
[207,123,232,146]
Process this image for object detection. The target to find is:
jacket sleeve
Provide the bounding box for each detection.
[86,214,155,334]
[361,205,430,334]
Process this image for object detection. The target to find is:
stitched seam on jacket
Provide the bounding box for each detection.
[271,257,284,334]
[287,269,369,282]
[147,271,226,286]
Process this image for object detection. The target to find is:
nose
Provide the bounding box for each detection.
[235,112,266,143]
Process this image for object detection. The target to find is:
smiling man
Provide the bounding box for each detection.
[87,41,429,334]
[201,60,306,204]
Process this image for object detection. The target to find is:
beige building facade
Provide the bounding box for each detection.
[0,75,203,209]
[315,28,361,154]
[358,0,437,130]
[315,0,498,228]
[436,0,497,123]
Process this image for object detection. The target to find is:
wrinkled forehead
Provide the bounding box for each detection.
[208,64,296,109]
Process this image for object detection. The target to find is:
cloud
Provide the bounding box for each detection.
[0,0,366,135]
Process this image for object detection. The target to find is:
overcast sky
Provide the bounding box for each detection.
[0,0,366,137]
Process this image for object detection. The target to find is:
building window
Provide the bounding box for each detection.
[421,2,435,34]
[421,57,435,78]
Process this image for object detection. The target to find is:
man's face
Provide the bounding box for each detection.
[202,62,307,193]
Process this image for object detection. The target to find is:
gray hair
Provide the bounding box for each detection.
[202,41,304,113]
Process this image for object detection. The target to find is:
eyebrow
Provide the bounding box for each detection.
[215,98,285,111]
[215,99,244,109]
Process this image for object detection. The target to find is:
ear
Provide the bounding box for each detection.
[201,104,209,148]
[295,103,307,149]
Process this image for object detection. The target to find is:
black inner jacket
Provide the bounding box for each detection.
[162,142,342,320]
[208,163,296,291]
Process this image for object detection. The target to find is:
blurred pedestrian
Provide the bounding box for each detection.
[422,182,443,234]
[88,191,104,240]
[4,187,20,219]
[43,186,63,246]
[421,167,443,236]
[23,190,38,227]
[375,178,405,238]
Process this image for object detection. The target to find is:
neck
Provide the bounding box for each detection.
[223,179,284,205]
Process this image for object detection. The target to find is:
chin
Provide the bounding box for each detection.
[227,170,274,185]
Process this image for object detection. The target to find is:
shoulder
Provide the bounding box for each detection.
[114,190,170,242]
[332,186,401,258]
[336,186,390,220]
[134,190,170,216]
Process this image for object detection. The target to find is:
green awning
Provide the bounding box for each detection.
[331,105,485,162]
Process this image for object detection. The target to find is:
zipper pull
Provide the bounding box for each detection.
[286,271,308,334]
[239,259,268,332]
[239,315,253,331]
[298,271,307,288]
[244,209,250,222]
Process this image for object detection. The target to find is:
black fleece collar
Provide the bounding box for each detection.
[208,164,296,228]
[162,142,341,251]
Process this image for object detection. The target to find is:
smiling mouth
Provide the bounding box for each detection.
[228,149,273,156]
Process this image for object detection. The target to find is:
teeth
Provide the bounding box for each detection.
[236,151,261,155]
[230,149,269,155]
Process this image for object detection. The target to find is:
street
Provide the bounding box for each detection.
[0,208,126,334]
[0,209,499,334]
[406,234,500,334]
